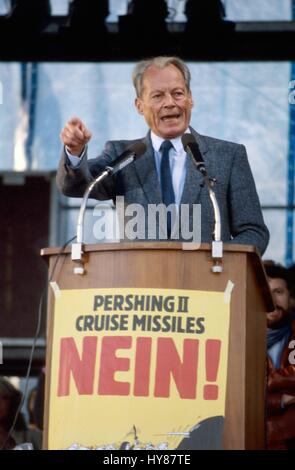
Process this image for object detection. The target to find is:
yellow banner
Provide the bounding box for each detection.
[48,288,230,450]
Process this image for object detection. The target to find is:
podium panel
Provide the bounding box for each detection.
[41,242,273,450]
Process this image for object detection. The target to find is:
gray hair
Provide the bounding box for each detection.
[132,56,191,97]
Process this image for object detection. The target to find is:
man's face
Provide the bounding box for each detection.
[267,277,291,328]
[135,64,193,139]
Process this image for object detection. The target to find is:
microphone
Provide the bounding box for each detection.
[105,141,147,175]
[182,134,223,271]
[71,140,147,273]
[181,133,207,176]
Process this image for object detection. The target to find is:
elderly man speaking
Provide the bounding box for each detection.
[56,56,269,254]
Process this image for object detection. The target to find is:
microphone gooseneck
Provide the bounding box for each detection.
[182,133,223,272]
[71,141,147,274]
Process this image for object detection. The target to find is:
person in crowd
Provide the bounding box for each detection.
[0,377,42,450]
[264,263,295,450]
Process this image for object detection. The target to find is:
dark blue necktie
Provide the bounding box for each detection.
[160,140,175,238]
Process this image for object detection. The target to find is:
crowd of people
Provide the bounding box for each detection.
[0,376,43,450]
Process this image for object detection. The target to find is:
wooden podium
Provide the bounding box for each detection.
[41,242,273,450]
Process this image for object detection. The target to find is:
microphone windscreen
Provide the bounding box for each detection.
[181,133,205,167]
[128,141,147,157]
[181,133,196,149]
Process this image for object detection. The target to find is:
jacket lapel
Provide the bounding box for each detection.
[133,132,163,205]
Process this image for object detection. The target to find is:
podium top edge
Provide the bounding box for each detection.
[40,242,273,311]
[41,242,259,257]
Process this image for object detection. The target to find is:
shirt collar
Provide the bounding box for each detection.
[151,129,191,154]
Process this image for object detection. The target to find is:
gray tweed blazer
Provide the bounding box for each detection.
[56,127,269,255]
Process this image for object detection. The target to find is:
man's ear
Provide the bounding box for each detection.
[135,97,144,115]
